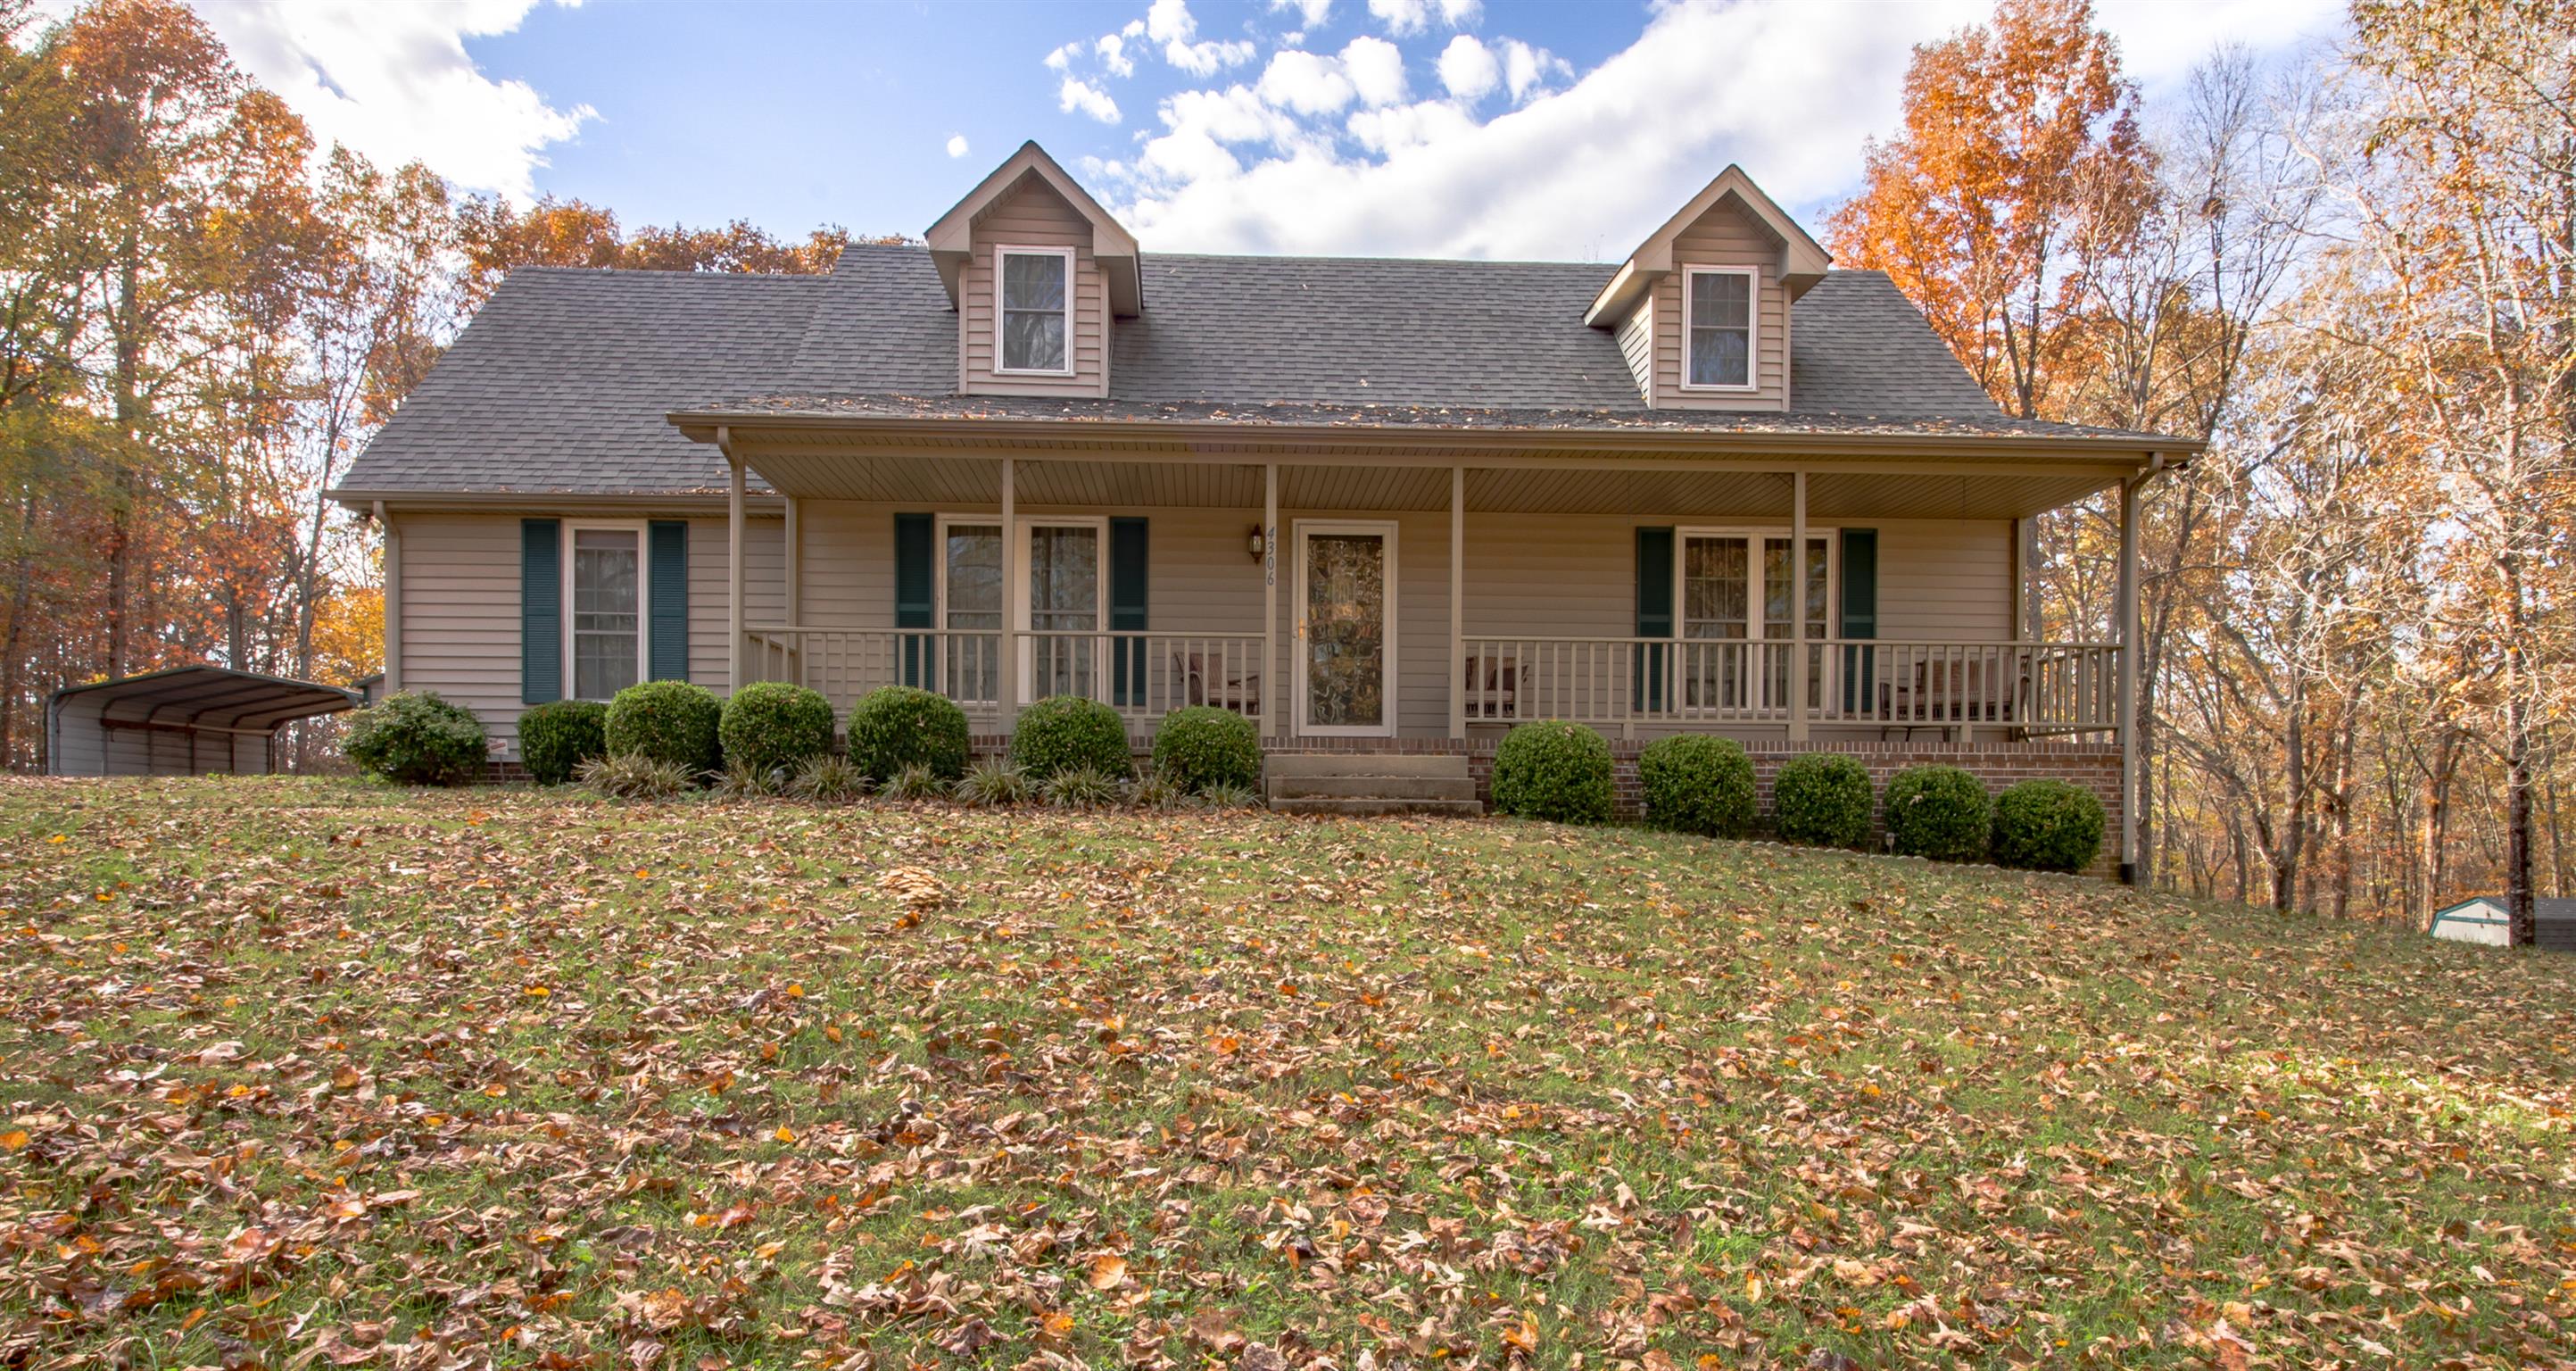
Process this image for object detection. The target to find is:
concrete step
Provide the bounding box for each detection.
[1263,752,1470,780]
[1266,774,1478,802]
[1268,796,1485,818]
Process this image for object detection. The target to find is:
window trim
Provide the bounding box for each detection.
[992,245,1077,378]
[1672,525,1837,641]
[1677,264,1760,393]
[560,519,650,702]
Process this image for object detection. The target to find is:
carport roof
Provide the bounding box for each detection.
[50,665,362,733]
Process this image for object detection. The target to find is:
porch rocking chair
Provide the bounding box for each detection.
[1173,650,1261,717]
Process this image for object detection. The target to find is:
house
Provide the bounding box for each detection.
[332,143,2197,876]
[2430,896,2576,951]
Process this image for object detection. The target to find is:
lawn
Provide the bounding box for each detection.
[1,778,2570,1370]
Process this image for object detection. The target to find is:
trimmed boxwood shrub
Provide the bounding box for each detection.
[846,685,971,782]
[1151,706,1262,794]
[518,699,607,785]
[344,691,486,785]
[1991,778,2107,873]
[1636,734,1755,837]
[605,679,723,777]
[1011,695,1132,781]
[719,681,836,777]
[1772,752,1873,849]
[1885,764,1992,863]
[1489,719,1615,825]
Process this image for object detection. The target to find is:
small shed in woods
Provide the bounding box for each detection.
[2430,895,2576,952]
[46,665,361,777]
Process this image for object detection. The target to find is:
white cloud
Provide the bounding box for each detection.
[186,0,592,201]
[1436,34,1497,101]
[1340,35,1408,106]
[1059,76,1122,123]
[1147,0,1255,76]
[1097,32,1136,77]
[946,134,970,158]
[1044,41,1077,70]
[1270,0,1334,27]
[1498,38,1570,103]
[1366,0,1477,37]
[1258,48,1355,115]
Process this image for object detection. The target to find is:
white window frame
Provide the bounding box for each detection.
[1677,265,1760,393]
[561,519,650,703]
[933,513,1107,702]
[1673,526,1838,641]
[1292,519,1400,739]
[992,245,1077,377]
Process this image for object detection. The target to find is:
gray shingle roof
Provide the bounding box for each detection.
[339,244,2141,500]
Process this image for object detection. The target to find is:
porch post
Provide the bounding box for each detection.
[783,495,802,626]
[1789,469,1810,743]
[2018,516,2042,639]
[376,501,401,693]
[726,449,746,694]
[1449,465,1465,740]
[2116,474,2141,884]
[998,457,1018,734]
[1263,461,1279,740]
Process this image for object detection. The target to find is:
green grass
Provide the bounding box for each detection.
[0,777,2570,1368]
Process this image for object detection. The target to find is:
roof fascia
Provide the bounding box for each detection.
[924,141,1143,315]
[1585,165,1835,327]
[329,489,788,515]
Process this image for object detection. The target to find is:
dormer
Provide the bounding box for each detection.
[1586,165,1831,411]
[926,142,1141,400]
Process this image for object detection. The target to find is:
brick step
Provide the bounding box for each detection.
[1266,774,1478,802]
[1267,796,1485,818]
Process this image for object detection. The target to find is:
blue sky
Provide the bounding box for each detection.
[187,0,2348,262]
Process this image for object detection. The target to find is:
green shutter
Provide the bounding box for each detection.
[894,513,934,688]
[521,519,561,705]
[1109,518,1148,706]
[1634,526,1674,711]
[648,520,689,681]
[1839,528,1876,713]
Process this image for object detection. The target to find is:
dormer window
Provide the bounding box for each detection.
[1683,266,1755,389]
[998,247,1073,374]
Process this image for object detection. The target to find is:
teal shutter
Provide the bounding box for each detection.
[1839,528,1877,713]
[521,519,561,704]
[648,520,689,681]
[1634,526,1675,711]
[1109,518,1148,706]
[894,513,934,688]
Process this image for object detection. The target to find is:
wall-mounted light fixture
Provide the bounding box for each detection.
[1247,526,1266,562]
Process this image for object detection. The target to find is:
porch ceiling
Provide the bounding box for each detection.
[735,450,2123,520]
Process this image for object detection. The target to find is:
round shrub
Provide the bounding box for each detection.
[1772,752,1873,849]
[518,699,607,785]
[846,685,971,782]
[344,691,486,785]
[1990,778,2107,873]
[1152,706,1262,794]
[1010,694,1131,781]
[1636,734,1755,837]
[719,681,836,777]
[605,679,722,777]
[1489,720,1615,825]
[1885,764,1993,863]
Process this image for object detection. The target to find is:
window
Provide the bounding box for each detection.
[1677,529,1830,709]
[934,516,1104,702]
[1683,266,1755,389]
[942,522,1004,702]
[567,526,644,701]
[998,248,1072,374]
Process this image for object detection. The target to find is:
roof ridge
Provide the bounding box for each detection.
[501,264,836,283]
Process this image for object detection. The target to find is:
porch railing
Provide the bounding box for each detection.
[1462,637,2119,735]
[741,627,1264,724]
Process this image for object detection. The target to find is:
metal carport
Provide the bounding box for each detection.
[46,665,360,777]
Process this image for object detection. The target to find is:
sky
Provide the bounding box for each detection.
[178,0,2349,263]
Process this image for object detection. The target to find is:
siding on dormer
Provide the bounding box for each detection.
[1649,199,1789,411]
[958,179,1111,397]
[1614,293,1654,403]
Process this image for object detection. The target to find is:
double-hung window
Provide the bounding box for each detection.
[567,525,645,701]
[1683,266,1755,389]
[997,247,1073,374]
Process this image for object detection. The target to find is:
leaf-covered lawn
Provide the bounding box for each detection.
[1,778,2571,1370]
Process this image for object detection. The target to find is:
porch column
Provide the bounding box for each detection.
[726,450,746,693]
[2116,474,2141,885]
[1448,465,1465,739]
[998,457,1018,734]
[376,501,401,693]
[1789,469,1810,743]
[1263,461,1279,741]
[783,495,802,626]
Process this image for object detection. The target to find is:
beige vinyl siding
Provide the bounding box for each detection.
[392,511,783,751]
[1876,519,2014,641]
[1652,200,1789,411]
[1614,297,1653,403]
[960,179,1110,397]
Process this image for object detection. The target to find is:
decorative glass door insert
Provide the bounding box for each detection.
[1301,527,1391,734]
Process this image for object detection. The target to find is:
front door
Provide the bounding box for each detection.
[1296,521,1396,736]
